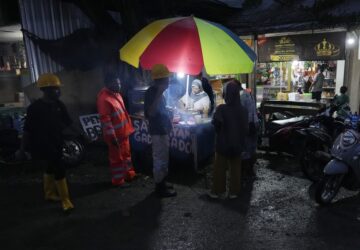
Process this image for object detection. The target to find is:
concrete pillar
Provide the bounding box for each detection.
[345,30,360,113]
[335,60,345,95]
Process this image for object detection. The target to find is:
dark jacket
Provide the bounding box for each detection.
[201,77,215,114]
[24,99,72,159]
[212,82,248,157]
[144,85,172,135]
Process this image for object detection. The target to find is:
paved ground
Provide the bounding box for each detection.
[1,147,360,250]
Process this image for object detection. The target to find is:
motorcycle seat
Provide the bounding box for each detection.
[271,116,305,126]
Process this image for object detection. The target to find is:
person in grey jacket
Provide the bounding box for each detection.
[239,83,259,178]
[310,64,325,101]
[209,81,248,199]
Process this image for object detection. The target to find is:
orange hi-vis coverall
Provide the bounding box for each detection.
[97,88,135,186]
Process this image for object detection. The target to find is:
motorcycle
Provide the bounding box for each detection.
[299,104,347,181]
[0,127,86,168]
[259,113,311,155]
[260,109,336,158]
[315,124,360,205]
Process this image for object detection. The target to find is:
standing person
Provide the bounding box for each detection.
[303,75,313,93]
[238,82,259,178]
[17,73,74,213]
[196,72,215,115]
[97,73,136,187]
[333,86,349,106]
[144,64,177,198]
[209,81,248,199]
[310,64,325,101]
[333,86,350,118]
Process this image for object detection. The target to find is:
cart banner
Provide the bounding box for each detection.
[257,32,346,62]
[79,114,102,141]
[131,117,193,158]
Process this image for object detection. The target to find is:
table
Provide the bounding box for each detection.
[260,100,326,116]
[260,100,326,130]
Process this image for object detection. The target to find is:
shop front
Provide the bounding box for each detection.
[254,31,347,128]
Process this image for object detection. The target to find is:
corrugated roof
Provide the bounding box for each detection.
[217,0,360,34]
[19,0,94,82]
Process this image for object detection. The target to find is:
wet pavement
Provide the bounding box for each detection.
[1,148,360,250]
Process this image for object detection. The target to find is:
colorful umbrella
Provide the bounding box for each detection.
[120,16,256,75]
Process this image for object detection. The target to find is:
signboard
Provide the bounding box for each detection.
[131,117,193,159]
[79,114,102,141]
[257,32,346,62]
[78,115,214,165]
[243,38,253,47]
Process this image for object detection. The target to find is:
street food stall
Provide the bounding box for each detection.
[127,75,215,170]
[127,73,244,169]
[119,16,257,169]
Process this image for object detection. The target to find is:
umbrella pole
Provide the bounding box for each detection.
[186,74,190,108]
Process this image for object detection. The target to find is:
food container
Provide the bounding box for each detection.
[302,93,312,102]
[276,92,288,101]
[288,92,300,101]
[194,114,202,124]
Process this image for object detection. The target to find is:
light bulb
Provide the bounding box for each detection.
[177,72,185,78]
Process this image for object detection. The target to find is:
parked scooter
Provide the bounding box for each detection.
[259,114,311,155]
[260,105,339,157]
[315,123,360,205]
[299,104,347,181]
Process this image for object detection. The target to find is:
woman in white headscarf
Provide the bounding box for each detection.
[179,79,210,115]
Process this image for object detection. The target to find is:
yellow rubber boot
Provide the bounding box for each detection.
[44,174,60,201]
[55,178,74,213]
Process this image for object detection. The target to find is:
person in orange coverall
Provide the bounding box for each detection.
[97,72,136,187]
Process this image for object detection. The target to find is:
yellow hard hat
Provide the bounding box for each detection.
[37,73,61,88]
[151,64,171,80]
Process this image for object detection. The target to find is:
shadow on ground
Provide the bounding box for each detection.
[2,144,360,249]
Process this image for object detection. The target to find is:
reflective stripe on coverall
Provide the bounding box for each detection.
[97,88,135,184]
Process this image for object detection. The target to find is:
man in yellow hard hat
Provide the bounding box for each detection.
[144,64,177,198]
[17,73,74,213]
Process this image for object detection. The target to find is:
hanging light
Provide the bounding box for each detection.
[291,60,299,69]
[177,72,185,78]
[347,38,355,45]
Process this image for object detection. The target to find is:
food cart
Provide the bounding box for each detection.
[118,15,257,170]
[128,83,215,171]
